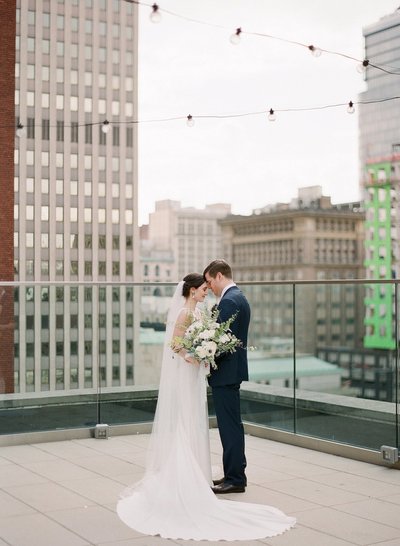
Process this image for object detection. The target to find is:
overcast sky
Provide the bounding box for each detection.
[137,0,400,225]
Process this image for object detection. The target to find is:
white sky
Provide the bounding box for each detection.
[137,0,400,225]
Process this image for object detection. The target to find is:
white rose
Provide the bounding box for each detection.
[219,334,230,344]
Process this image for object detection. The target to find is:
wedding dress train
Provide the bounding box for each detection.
[117,284,296,541]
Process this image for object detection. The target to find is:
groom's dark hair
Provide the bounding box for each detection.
[203,259,232,280]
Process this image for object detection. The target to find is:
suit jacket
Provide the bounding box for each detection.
[208,285,250,387]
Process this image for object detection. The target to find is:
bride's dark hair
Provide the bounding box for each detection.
[182,273,204,298]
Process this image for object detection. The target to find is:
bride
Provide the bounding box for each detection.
[117,273,296,541]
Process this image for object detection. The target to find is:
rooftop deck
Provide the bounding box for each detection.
[1,430,400,546]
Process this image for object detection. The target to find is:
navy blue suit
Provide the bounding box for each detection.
[208,285,250,486]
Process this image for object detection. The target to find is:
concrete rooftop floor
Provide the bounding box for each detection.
[1,430,400,546]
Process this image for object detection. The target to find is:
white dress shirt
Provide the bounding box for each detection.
[219,282,236,302]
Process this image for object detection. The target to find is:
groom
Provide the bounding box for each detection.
[203,259,250,494]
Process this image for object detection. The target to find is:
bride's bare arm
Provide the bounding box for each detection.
[171,310,198,364]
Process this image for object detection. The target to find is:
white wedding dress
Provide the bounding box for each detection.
[117,282,296,541]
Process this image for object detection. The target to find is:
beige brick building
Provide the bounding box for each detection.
[219,187,366,353]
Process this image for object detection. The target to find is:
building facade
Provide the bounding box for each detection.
[358,8,400,179]
[219,187,365,353]
[147,200,231,281]
[12,0,139,394]
[359,8,400,351]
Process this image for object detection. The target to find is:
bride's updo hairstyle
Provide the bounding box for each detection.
[182,273,204,298]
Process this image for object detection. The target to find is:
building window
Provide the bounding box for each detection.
[56,120,64,142]
[126,127,133,147]
[85,124,92,144]
[113,126,119,146]
[84,261,92,276]
[99,126,106,145]
[42,119,50,140]
[71,122,79,143]
[27,117,35,139]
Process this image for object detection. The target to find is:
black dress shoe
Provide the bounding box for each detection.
[212,477,225,486]
[212,483,245,494]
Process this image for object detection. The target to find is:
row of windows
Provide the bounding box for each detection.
[17,36,135,65]
[15,150,134,172]
[19,118,134,148]
[16,91,134,117]
[16,65,134,93]
[14,206,134,225]
[21,13,134,39]
[19,340,134,360]
[14,260,133,277]
[18,1,134,18]
[24,313,133,330]
[14,234,133,251]
[233,221,294,236]
[21,286,133,303]
[15,178,134,198]
[315,219,357,231]
[14,366,134,390]
[143,265,171,277]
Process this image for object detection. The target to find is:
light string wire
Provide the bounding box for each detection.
[8,96,400,131]
[123,0,400,75]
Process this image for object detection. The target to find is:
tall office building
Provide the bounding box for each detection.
[12,0,139,393]
[359,8,400,350]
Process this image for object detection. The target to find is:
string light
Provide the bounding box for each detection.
[16,123,25,137]
[230,27,242,45]
[308,45,322,58]
[186,114,195,127]
[101,120,110,133]
[149,3,161,23]
[347,101,355,114]
[123,0,400,76]
[356,59,370,74]
[268,109,276,122]
[10,96,400,133]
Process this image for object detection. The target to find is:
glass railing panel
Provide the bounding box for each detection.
[0,283,99,435]
[294,281,398,451]
[240,283,295,433]
[98,284,157,425]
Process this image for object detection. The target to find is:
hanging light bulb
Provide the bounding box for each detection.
[149,3,161,23]
[347,101,355,114]
[230,28,242,45]
[16,122,25,137]
[101,120,110,133]
[186,115,195,127]
[356,59,369,74]
[308,45,322,57]
[268,109,276,122]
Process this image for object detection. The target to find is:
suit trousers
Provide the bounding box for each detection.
[212,384,247,486]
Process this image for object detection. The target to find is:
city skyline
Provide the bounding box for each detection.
[137,0,400,225]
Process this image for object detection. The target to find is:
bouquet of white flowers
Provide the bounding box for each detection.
[170,307,241,371]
